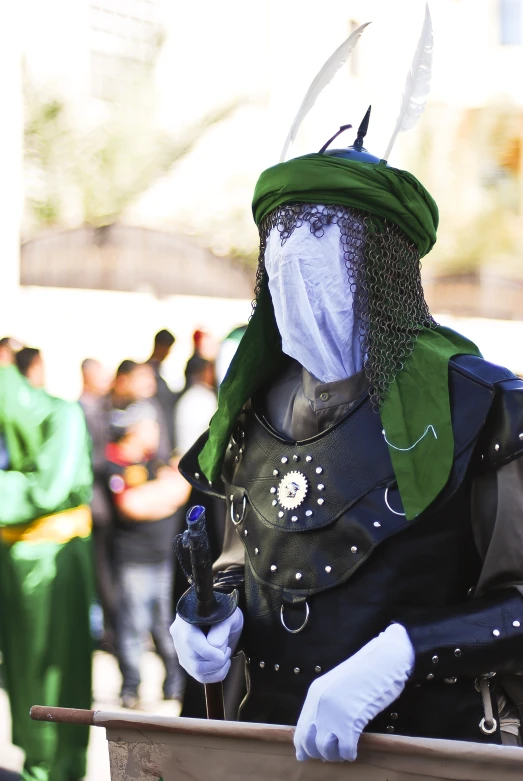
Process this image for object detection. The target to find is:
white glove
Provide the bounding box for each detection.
[294,623,414,763]
[170,607,244,685]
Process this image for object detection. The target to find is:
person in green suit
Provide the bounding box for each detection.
[0,364,94,781]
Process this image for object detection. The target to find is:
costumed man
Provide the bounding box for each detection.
[0,364,93,781]
[171,14,523,762]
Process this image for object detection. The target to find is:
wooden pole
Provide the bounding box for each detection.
[30,706,95,726]
[204,682,225,722]
[27,705,523,779]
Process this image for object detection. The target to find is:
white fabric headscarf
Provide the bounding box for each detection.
[264,208,364,383]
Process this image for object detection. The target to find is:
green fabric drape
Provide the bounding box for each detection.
[0,365,50,472]
[252,153,439,257]
[382,326,482,519]
[199,154,480,520]
[0,366,94,781]
[0,367,92,525]
[0,536,93,781]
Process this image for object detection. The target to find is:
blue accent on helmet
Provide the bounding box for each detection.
[324,147,383,164]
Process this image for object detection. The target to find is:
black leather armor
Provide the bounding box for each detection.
[180,356,523,741]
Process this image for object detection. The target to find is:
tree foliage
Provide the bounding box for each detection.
[405,102,522,275]
[24,68,238,232]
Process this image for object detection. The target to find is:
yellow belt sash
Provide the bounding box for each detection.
[0,505,92,545]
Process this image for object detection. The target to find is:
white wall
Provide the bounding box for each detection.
[20,0,523,253]
[5,287,252,400]
[437,313,523,375]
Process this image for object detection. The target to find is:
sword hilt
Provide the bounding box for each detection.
[176,505,238,627]
[175,505,239,721]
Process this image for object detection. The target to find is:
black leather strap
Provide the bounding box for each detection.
[449,355,523,470]
[450,355,515,386]
[400,589,523,681]
[214,567,245,593]
[477,379,523,471]
[178,429,227,500]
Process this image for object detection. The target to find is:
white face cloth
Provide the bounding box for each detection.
[264,209,364,383]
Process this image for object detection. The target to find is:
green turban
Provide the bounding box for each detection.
[199,155,481,520]
[252,153,439,257]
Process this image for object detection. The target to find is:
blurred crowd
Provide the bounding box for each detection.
[0,324,246,727]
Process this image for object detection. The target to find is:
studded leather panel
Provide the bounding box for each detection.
[232,396,394,533]
[478,379,523,471]
[221,363,495,597]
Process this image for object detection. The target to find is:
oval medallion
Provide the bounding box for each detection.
[277,470,308,510]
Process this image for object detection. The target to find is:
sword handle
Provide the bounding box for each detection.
[185,505,217,619]
[176,505,239,721]
[204,682,225,721]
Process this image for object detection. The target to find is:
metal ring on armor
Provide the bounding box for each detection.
[477,676,497,735]
[479,717,498,735]
[384,487,406,517]
[475,673,496,693]
[231,495,247,526]
[280,602,310,634]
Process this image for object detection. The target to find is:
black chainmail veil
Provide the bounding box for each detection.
[253,204,437,410]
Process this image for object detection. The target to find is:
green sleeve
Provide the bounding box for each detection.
[0,401,93,526]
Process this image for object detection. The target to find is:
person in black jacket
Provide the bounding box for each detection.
[147,329,178,451]
[79,358,115,650]
[106,401,189,709]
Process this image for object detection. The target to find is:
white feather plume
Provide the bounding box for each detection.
[279,22,371,163]
[383,4,433,161]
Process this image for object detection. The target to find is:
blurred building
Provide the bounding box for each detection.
[0,5,23,326]
[90,0,163,103]
[18,0,523,314]
[23,0,164,118]
[18,0,257,308]
[1,0,523,399]
[21,225,253,298]
[413,0,523,319]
